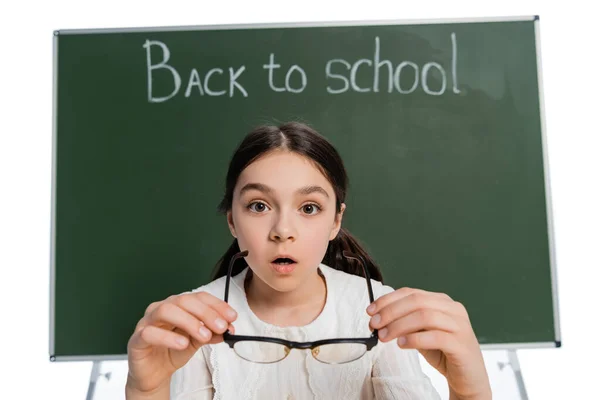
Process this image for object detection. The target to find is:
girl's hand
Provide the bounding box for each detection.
[367,287,492,400]
[126,291,238,396]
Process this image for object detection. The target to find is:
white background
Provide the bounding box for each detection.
[0,1,598,399]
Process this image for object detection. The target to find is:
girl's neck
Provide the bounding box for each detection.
[244,268,327,327]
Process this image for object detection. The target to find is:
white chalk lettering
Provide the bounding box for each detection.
[185,68,204,97]
[204,68,226,96]
[394,62,419,94]
[263,54,286,92]
[263,54,307,93]
[451,32,461,94]
[144,33,461,101]
[143,40,182,103]
[325,59,351,94]
[285,65,307,93]
[324,34,460,96]
[143,40,248,101]
[373,37,393,93]
[229,66,248,97]
[351,59,372,93]
[422,62,446,96]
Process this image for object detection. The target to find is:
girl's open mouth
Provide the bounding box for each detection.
[271,257,297,274]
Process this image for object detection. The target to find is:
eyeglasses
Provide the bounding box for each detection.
[222,250,379,364]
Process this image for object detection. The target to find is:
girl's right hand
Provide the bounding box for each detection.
[126,291,238,395]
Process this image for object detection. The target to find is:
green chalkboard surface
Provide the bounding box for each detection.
[51,17,560,360]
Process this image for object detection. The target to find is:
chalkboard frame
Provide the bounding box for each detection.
[50,15,560,361]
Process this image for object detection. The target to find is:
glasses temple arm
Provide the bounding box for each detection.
[224,250,249,303]
[342,251,375,304]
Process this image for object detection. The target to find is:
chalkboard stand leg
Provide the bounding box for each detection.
[508,350,528,400]
[86,361,111,400]
[498,350,529,400]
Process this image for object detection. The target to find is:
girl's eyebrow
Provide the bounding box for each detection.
[239,183,329,199]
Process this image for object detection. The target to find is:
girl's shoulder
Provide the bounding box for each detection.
[189,273,231,299]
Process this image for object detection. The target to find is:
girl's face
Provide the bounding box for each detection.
[227,150,345,292]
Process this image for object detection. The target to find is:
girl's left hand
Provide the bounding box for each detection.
[367,287,492,400]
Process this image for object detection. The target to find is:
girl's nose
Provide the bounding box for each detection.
[269,214,297,242]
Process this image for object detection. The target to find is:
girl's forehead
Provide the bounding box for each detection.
[236,151,332,194]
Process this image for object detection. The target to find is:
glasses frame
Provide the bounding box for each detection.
[222,249,379,364]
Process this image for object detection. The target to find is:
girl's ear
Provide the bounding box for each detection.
[227,210,237,238]
[329,203,346,241]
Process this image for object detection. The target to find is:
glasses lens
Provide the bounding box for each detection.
[311,343,368,364]
[233,341,290,363]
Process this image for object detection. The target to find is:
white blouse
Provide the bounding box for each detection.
[170,264,441,400]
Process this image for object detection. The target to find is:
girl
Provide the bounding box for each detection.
[126,122,491,400]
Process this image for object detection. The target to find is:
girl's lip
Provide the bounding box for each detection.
[270,261,297,274]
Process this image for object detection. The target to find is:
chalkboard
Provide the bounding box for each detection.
[51,16,560,360]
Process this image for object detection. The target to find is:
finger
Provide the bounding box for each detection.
[146,302,214,343]
[370,292,462,330]
[129,325,190,351]
[396,330,460,355]
[367,287,453,316]
[193,291,238,322]
[376,309,460,342]
[174,295,232,335]
[172,326,204,351]
[206,323,236,345]
[133,299,167,332]
[144,300,163,316]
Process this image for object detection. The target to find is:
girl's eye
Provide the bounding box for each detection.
[247,202,321,215]
[247,201,270,213]
[302,203,321,215]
